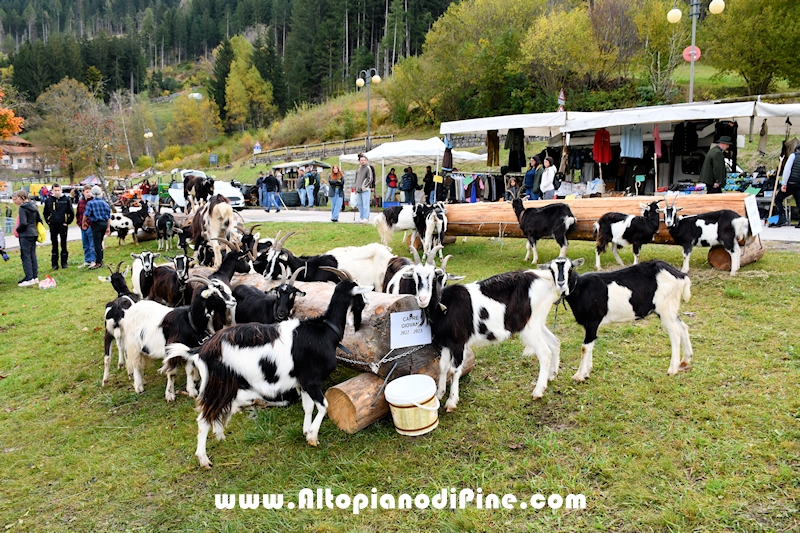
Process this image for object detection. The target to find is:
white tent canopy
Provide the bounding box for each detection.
[339,137,484,167]
[439,111,599,137]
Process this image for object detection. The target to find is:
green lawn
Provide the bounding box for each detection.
[1,220,798,532]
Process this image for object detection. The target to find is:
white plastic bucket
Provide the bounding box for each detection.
[384,374,440,436]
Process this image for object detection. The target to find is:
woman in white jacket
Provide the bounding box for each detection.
[540,156,557,199]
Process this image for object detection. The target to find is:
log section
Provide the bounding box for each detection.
[443,193,750,244]
[325,349,476,434]
[708,237,765,271]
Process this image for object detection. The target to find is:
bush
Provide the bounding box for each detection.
[136,155,153,171]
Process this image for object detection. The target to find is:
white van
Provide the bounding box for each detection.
[168,169,245,211]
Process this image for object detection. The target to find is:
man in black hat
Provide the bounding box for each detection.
[699,136,731,194]
[775,144,800,227]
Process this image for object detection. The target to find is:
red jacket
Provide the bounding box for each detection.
[593,128,612,164]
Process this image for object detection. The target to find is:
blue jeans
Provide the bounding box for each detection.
[81,227,96,264]
[259,186,267,207]
[356,190,371,221]
[299,188,314,207]
[330,192,343,220]
[384,187,396,202]
[526,188,540,200]
[266,191,280,211]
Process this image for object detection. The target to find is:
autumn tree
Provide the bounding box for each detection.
[702,0,800,95]
[164,95,223,145]
[0,86,24,157]
[634,0,689,102]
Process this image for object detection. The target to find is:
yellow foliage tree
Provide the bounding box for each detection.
[164,95,223,146]
[224,65,249,131]
[519,7,616,95]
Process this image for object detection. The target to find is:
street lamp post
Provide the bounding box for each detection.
[668,0,725,103]
[143,128,154,175]
[356,68,381,151]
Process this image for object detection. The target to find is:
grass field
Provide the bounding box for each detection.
[1,220,798,531]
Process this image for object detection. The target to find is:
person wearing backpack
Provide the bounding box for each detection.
[400,167,416,205]
[540,156,557,199]
[12,190,40,286]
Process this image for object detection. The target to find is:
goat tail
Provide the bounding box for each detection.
[374,213,392,245]
[681,277,692,303]
[161,343,195,373]
[565,215,577,231]
[732,217,750,242]
[592,221,600,237]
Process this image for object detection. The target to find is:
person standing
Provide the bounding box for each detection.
[329,165,345,222]
[12,190,40,286]
[384,168,398,203]
[699,136,731,194]
[256,171,266,208]
[775,144,800,227]
[305,166,319,207]
[76,185,96,268]
[423,166,435,204]
[264,171,280,213]
[540,156,557,200]
[43,183,74,270]
[524,156,539,200]
[85,186,111,270]
[297,167,309,207]
[354,154,375,223]
[400,167,416,205]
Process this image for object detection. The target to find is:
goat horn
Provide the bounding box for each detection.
[209,237,240,252]
[274,231,295,251]
[185,276,211,287]
[107,264,115,276]
[249,224,261,234]
[248,238,257,261]
[288,265,306,286]
[440,254,453,273]
[115,260,125,273]
[426,245,443,266]
[319,266,354,282]
[279,263,290,284]
[409,245,422,265]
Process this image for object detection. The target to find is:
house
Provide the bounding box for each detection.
[0,136,46,173]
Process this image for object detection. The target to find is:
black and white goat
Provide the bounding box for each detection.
[120,276,237,401]
[660,197,750,276]
[148,254,193,307]
[382,246,464,310]
[511,198,576,264]
[163,267,372,468]
[420,263,562,411]
[109,205,150,246]
[154,211,181,251]
[594,200,663,270]
[130,251,160,299]
[422,202,448,259]
[233,265,306,324]
[263,232,393,289]
[545,257,692,382]
[103,261,139,386]
[373,204,418,246]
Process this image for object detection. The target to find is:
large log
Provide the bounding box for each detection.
[325,349,476,434]
[708,237,765,271]
[443,193,750,244]
[190,268,441,377]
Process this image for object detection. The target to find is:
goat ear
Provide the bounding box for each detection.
[351,286,373,295]
[447,274,466,281]
[130,253,139,259]
[401,271,414,279]
[572,257,585,268]
[676,207,684,212]
[296,290,306,297]
[97,275,111,282]
[122,267,130,278]
[153,253,161,258]
[537,263,551,270]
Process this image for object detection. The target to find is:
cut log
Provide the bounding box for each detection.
[189,269,442,377]
[325,349,476,434]
[443,193,750,244]
[708,237,765,271]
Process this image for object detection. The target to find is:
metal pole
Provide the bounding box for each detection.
[688,0,698,103]
[366,79,371,151]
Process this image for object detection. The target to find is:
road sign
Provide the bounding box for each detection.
[683,46,701,62]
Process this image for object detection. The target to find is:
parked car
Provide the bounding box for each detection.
[164,179,246,211]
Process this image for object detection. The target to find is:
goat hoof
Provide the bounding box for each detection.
[444,399,458,412]
[572,373,587,382]
[532,388,545,400]
[679,361,691,371]
[165,393,176,402]
[197,457,212,469]
[307,438,319,447]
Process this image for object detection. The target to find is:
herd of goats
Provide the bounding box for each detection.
[100,184,751,468]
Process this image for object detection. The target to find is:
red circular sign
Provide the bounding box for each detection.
[683,46,701,62]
